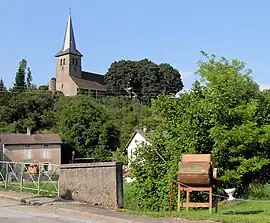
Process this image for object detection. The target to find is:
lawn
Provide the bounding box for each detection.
[123,182,270,223]
[0,180,59,197]
[122,201,270,223]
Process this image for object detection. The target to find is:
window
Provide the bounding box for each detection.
[43,162,52,172]
[44,144,49,148]
[61,84,63,89]
[63,58,65,65]
[60,59,62,66]
[42,148,50,159]
[72,58,75,64]
[76,59,78,65]
[24,146,32,160]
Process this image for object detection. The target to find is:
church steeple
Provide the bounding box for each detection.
[55,10,82,57]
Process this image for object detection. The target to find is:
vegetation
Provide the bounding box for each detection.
[104,59,183,102]
[130,52,270,211]
[1,55,270,222]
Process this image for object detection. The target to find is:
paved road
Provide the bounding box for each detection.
[0,198,94,223]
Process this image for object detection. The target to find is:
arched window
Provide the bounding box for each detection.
[63,58,65,65]
[60,59,62,66]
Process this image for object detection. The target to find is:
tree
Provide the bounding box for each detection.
[56,96,119,160]
[130,52,270,211]
[26,67,33,89]
[105,59,184,102]
[0,78,7,92]
[11,59,27,92]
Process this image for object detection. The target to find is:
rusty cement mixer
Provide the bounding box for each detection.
[177,154,218,214]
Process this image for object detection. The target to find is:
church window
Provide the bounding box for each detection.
[63,58,66,65]
[60,59,62,66]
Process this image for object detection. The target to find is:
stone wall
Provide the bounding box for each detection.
[59,162,124,209]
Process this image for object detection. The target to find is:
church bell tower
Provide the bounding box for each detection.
[55,10,83,92]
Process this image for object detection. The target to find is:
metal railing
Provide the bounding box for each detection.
[0,161,60,197]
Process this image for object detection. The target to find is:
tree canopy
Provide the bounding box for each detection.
[130,52,270,211]
[104,59,183,102]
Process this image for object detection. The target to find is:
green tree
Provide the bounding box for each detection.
[26,67,33,89]
[0,78,7,92]
[11,59,27,92]
[56,96,119,160]
[105,59,183,102]
[130,52,270,211]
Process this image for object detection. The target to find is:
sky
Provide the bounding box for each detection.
[1,0,270,90]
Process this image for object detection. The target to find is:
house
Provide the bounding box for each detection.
[0,128,61,172]
[48,11,106,96]
[125,128,151,183]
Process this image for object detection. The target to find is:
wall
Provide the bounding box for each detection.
[2,144,61,165]
[59,162,124,209]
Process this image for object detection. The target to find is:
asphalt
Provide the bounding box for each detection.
[0,189,208,223]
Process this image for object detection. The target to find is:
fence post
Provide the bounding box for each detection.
[5,162,8,190]
[38,163,41,194]
[20,163,23,192]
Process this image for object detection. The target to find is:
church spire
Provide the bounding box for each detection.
[55,10,82,57]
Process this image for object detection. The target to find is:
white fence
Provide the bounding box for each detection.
[0,161,60,197]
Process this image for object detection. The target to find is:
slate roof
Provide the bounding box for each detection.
[71,76,107,92]
[0,133,62,145]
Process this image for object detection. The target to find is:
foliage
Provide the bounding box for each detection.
[0,78,7,92]
[104,59,183,102]
[249,184,270,200]
[11,59,27,92]
[130,52,270,211]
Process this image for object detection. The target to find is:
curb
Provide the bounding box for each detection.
[55,207,134,223]
[0,193,22,202]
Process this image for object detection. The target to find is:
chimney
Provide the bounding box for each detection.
[27,127,32,135]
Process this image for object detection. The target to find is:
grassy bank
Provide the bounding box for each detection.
[121,201,270,223]
[123,182,270,223]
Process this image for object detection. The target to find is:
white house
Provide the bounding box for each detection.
[124,128,151,183]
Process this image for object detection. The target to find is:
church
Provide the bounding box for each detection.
[48,13,106,96]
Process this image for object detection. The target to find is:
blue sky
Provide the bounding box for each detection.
[1,0,270,90]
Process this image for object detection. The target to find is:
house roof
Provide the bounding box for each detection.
[125,129,149,149]
[0,133,62,145]
[71,76,107,92]
[81,71,105,85]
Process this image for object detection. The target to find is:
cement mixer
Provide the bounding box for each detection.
[178,154,218,186]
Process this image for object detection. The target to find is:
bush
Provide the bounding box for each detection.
[250,184,270,200]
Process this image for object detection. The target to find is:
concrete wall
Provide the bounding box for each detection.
[59,162,124,209]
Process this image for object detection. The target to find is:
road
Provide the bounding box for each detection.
[0,198,94,223]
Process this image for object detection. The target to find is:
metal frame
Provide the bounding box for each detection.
[0,161,60,197]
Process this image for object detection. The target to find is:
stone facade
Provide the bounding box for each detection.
[59,162,124,209]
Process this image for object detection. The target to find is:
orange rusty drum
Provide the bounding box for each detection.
[178,161,213,186]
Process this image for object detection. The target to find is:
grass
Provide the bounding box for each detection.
[0,181,58,197]
[121,201,270,223]
[123,182,270,223]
